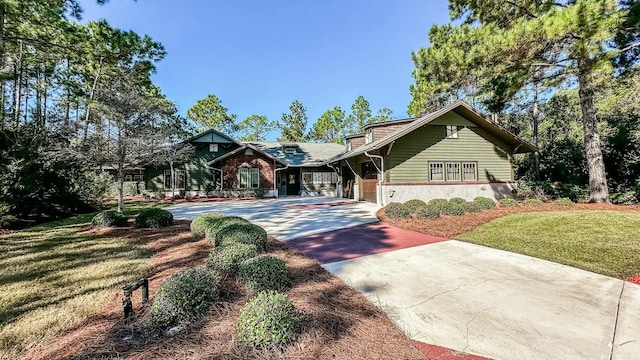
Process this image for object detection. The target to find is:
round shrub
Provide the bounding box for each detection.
[215,223,268,251]
[473,196,497,210]
[151,268,220,328]
[236,290,300,347]
[207,242,259,274]
[415,205,440,220]
[523,198,545,207]
[190,212,225,236]
[463,201,482,213]
[135,208,173,228]
[449,197,466,205]
[427,198,449,213]
[92,210,128,227]
[441,201,466,216]
[403,199,427,214]
[499,198,519,207]
[384,202,411,219]
[553,198,575,207]
[238,256,289,292]
[204,216,250,243]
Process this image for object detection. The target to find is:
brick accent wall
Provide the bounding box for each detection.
[372,123,408,142]
[348,136,365,149]
[220,151,276,189]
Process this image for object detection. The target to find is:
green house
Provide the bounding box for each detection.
[329,101,536,205]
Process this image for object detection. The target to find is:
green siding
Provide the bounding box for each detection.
[145,143,238,192]
[191,131,234,143]
[388,124,512,182]
[428,112,477,127]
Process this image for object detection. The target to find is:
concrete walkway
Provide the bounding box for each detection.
[168,198,640,360]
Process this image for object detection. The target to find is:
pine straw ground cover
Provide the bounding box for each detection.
[22,223,425,360]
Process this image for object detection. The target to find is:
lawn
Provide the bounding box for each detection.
[0,209,154,359]
[456,210,640,279]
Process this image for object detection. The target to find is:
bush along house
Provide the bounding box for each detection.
[143,101,535,203]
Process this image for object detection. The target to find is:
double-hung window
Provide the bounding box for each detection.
[164,170,186,190]
[462,162,477,181]
[429,162,444,181]
[446,162,461,181]
[238,168,259,188]
[446,125,458,139]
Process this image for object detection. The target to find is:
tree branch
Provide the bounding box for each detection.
[621,41,640,52]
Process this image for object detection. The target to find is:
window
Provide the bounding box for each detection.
[346,142,352,152]
[244,148,254,156]
[365,129,373,144]
[462,162,477,181]
[124,175,133,182]
[302,172,339,186]
[429,162,444,181]
[209,143,219,152]
[238,168,259,188]
[164,170,186,190]
[430,161,478,182]
[446,125,458,139]
[284,147,297,154]
[446,162,461,181]
[133,175,144,182]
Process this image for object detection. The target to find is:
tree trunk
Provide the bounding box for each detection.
[170,161,175,199]
[532,76,540,180]
[83,57,104,142]
[117,126,125,213]
[577,59,609,203]
[12,43,22,126]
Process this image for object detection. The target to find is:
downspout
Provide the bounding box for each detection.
[273,163,289,198]
[364,151,385,206]
[327,162,341,199]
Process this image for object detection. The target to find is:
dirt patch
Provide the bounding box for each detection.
[378,203,640,239]
[23,222,425,359]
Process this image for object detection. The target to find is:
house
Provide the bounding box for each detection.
[143,101,535,203]
[144,129,345,198]
[328,101,536,205]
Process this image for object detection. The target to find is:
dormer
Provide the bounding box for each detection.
[281,143,300,155]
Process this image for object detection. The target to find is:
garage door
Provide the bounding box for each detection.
[362,179,378,203]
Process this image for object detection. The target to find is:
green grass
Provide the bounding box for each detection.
[457,210,640,279]
[0,211,154,358]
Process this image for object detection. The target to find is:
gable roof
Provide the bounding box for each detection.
[208,141,346,167]
[330,101,536,163]
[185,128,239,144]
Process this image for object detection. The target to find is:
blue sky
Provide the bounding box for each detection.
[78,0,451,140]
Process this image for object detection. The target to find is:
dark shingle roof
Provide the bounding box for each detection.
[247,142,346,167]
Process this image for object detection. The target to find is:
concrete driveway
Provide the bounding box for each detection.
[166,197,379,240]
[168,198,640,360]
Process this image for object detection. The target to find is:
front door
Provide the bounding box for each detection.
[286,171,299,195]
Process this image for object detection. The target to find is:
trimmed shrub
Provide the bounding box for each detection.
[415,205,440,220]
[463,201,482,213]
[215,223,268,251]
[553,197,575,207]
[135,208,173,228]
[441,201,465,216]
[151,268,220,328]
[203,216,250,243]
[427,198,449,213]
[523,198,545,207]
[92,210,128,227]
[403,199,427,214]
[473,196,497,210]
[611,191,638,205]
[207,243,259,274]
[499,198,519,207]
[236,290,300,347]
[238,256,289,292]
[384,202,411,219]
[190,212,225,235]
[449,197,466,205]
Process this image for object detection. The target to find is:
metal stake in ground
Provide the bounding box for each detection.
[122,278,149,318]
